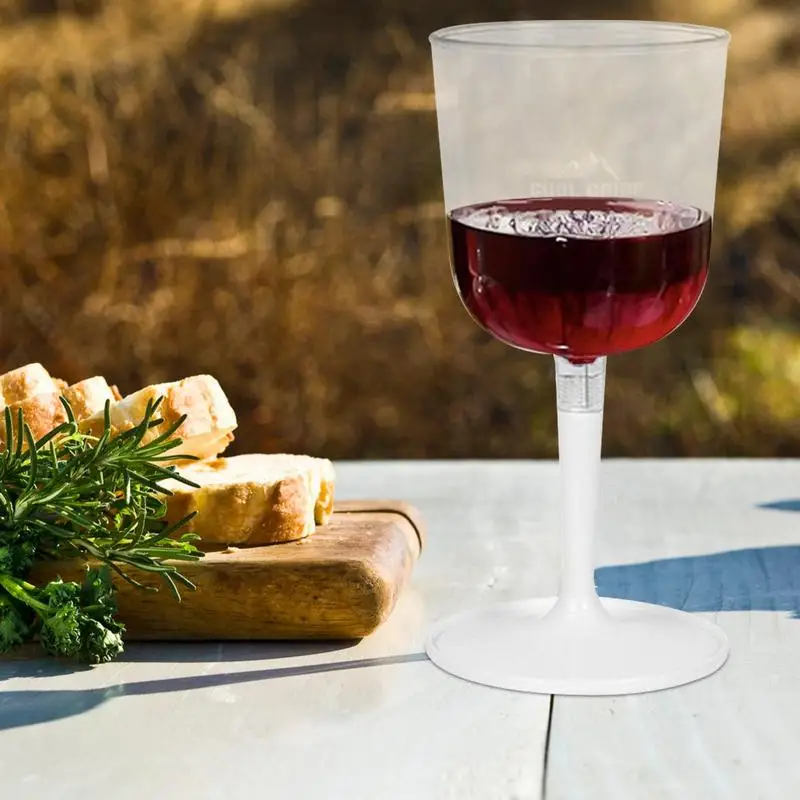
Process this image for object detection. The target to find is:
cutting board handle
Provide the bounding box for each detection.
[333,500,426,551]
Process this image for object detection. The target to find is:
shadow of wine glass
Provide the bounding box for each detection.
[758,499,800,513]
[0,651,429,732]
[596,544,800,616]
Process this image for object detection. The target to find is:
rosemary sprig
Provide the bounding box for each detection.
[0,396,203,663]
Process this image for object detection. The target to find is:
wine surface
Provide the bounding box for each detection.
[449,197,712,362]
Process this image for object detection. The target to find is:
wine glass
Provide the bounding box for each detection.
[426,21,730,695]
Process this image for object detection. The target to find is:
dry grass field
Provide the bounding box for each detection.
[0,0,797,458]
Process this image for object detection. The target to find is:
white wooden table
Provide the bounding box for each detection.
[2,460,799,799]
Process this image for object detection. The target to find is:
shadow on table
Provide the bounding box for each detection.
[121,639,358,663]
[0,653,93,681]
[0,640,357,681]
[0,651,428,731]
[596,544,800,616]
[758,498,800,512]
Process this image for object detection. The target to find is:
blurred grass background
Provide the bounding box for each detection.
[0,0,797,459]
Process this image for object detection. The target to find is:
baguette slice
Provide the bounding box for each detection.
[0,376,118,446]
[160,453,336,546]
[63,376,122,420]
[80,375,237,461]
[0,363,61,410]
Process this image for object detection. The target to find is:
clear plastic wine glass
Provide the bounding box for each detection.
[426,20,730,695]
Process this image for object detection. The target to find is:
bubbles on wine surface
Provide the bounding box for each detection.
[451,199,707,240]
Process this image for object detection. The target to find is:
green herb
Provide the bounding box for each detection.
[0,396,202,663]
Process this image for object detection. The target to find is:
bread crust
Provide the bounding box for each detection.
[0,363,60,409]
[62,376,117,420]
[81,375,237,461]
[0,376,117,445]
[165,470,312,545]
[161,454,336,545]
[1,392,68,443]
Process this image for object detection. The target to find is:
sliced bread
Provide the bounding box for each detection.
[0,376,118,446]
[80,375,237,461]
[63,376,122,420]
[0,363,61,409]
[159,453,336,545]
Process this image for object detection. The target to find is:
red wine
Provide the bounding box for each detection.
[449,197,711,362]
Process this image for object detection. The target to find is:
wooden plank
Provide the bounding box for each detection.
[548,612,800,799]
[29,501,423,640]
[546,460,800,799]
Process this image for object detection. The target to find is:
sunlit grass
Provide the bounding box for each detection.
[0,0,797,458]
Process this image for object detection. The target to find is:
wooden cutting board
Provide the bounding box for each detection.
[30,500,424,641]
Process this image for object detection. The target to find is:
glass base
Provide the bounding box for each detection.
[426,597,729,696]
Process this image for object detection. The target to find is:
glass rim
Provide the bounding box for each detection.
[429,20,731,51]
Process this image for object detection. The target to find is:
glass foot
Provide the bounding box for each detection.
[426,597,729,695]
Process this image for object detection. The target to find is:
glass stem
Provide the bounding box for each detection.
[551,356,608,620]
